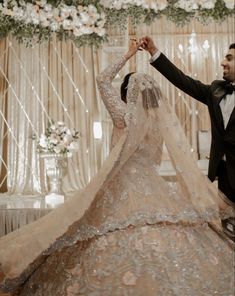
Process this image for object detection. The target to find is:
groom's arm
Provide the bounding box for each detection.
[151,53,210,105]
[142,36,210,105]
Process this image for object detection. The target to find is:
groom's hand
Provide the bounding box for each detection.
[141,36,158,56]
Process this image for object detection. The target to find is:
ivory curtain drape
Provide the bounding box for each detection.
[0,16,234,195]
[0,38,8,192]
[0,36,111,195]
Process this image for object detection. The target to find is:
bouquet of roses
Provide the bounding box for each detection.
[35,121,80,155]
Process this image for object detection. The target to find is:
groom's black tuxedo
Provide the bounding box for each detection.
[151,53,235,194]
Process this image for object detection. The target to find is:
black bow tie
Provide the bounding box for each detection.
[224,83,235,94]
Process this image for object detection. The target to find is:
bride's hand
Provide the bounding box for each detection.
[124,39,144,59]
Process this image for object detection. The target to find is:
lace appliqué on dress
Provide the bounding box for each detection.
[96,56,127,129]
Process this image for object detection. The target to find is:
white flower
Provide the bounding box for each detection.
[88,4,97,14]
[175,0,198,12]
[96,28,106,37]
[31,17,40,25]
[63,134,73,145]
[114,2,122,9]
[157,0,168,11]
[80,12,90,24]
[39,134,48,148]
[80,26,93,35]
[68,141,79,150]
[54,145,64,154]
[198,0,216,9]
[223,0,235,9]
[100,0,166,12]
[73,28,83,37]
[60,5,71,19]
[50,21,59,31]
[62,19,72,30]
[49,134,58,144]
[36,0,47,7]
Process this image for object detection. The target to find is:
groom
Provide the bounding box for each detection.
[141,36,235,204]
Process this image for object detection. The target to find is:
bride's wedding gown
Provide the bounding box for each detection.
[0,56,234,296]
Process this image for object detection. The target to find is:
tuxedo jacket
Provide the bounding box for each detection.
[151,53,235,188]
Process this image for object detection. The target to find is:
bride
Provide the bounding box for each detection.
[0,41,234,296]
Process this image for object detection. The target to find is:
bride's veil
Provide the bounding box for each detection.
[122,73,232,222]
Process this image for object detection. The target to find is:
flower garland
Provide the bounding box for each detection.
[0,0,107,46]
[0,0,234,47]
[100,0,168,12]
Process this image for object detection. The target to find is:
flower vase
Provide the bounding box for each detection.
[40,153,68,207]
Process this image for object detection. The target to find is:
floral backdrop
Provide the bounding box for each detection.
[0,0,234,47]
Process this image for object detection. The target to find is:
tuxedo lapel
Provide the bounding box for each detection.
[213,93,226,131]
[226,106,235,129]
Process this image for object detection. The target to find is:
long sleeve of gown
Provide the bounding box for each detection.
[96,56,127,129]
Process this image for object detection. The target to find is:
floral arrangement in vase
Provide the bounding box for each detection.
[34,121,81,155]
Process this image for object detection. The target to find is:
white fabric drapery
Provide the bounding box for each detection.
[0,16,234,195]
[0,37,111,195]
[0,38,8,193]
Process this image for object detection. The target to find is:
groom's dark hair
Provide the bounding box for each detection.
[229,43,235,49]
[120,72,135,103]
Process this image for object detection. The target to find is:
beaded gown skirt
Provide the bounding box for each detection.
[17,150,234,296]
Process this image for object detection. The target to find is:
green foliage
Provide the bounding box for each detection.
[0,0,234,47]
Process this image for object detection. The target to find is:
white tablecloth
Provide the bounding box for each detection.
[0,195,52,237]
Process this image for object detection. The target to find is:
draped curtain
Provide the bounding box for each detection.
[0,38,8,192]
[0,16,234,195]
[0,36,110,195]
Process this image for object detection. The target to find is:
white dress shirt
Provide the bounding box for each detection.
[219,92,235,128]
[219,91,235,161]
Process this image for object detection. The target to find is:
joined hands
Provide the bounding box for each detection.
[125,36,158,60]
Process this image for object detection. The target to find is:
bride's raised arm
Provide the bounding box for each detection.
[96,40,143,129]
